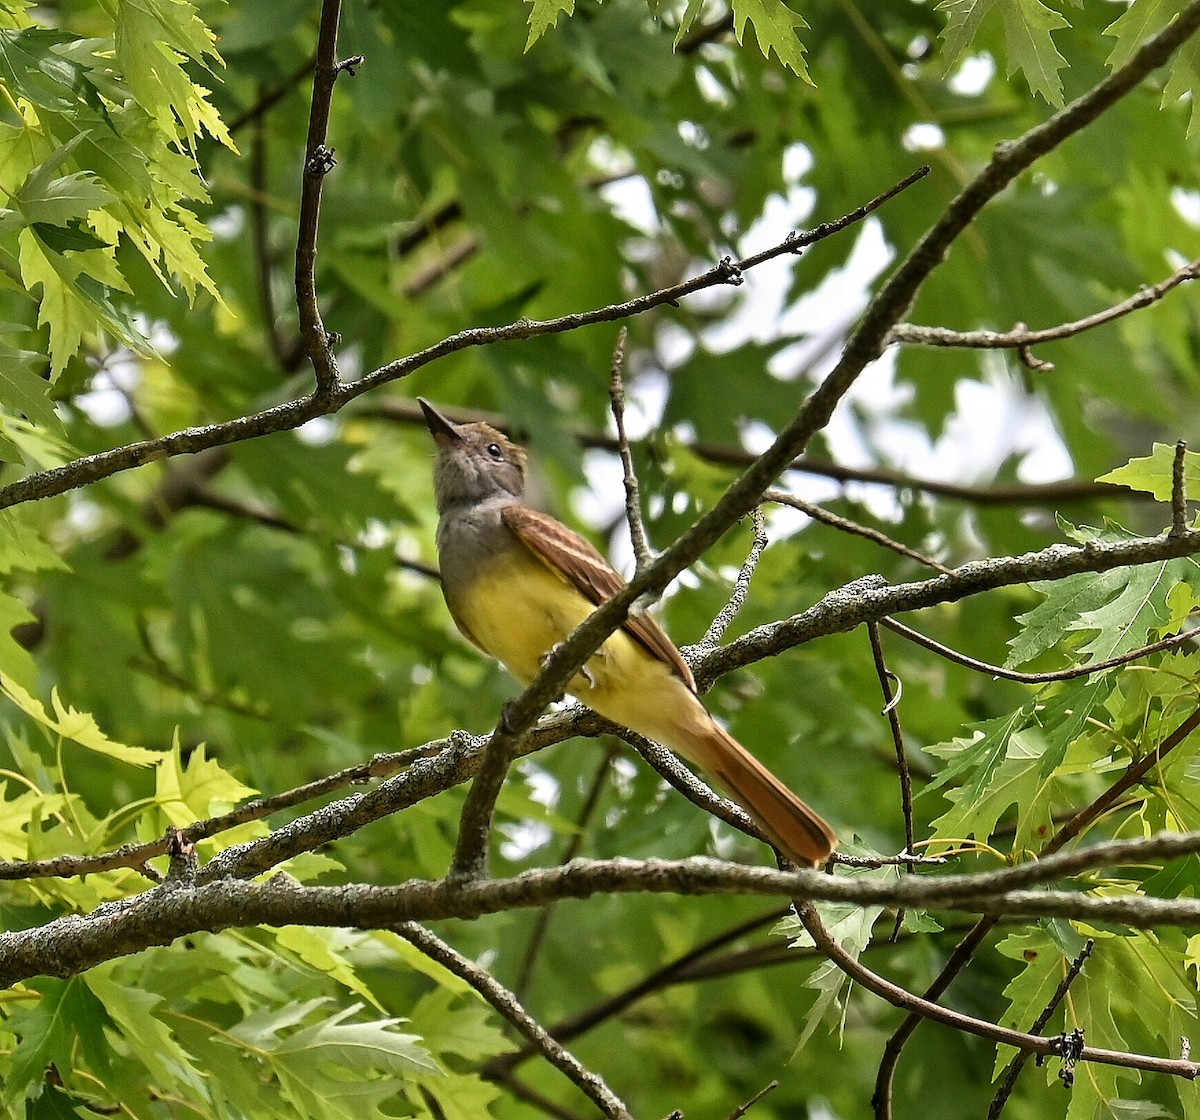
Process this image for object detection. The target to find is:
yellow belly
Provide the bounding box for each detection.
[452,556,706,750]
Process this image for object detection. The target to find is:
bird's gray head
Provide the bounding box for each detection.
[418,398,527,512]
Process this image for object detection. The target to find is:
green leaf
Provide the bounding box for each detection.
[1097,443,1200,502]
[29,220,107,253]
[0,27,80,111]
[26,1083,91,1120]
[83,964,208,1098]
[0,675,160,765]
[15,157,111,227]
[113,0,231,150]
[1105,0,1179,68]
[408,986,510,1062]
[923,702,1035,796]
[731,0,810,80]
[784,858,896,1046]
[524,0,575,48]
[3,978,111,1101]
[1071,573,1172,662]
[0,592,39,690]
[929,731,1042,843]
[0,339,61,433]
[993,929,1067,1077]
[272,1006,433,1073]
[413,1072,502,1120]
[1162,31,1200,135]
[1001,0,1071,106]
[271,927,382,1008]
[154,741,256,825]
[939,0,1000,68]
[940,0,1069,103]
[672,0,707,46]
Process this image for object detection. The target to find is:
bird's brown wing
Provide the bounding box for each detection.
[502,505,696,691]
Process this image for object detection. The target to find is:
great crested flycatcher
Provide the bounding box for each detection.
[419,398,836,866]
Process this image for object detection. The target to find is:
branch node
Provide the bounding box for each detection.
[717,255,744,286]
[165,827,198,886]
[1054,1028,1086,1088]
[306,144,337,176]
[449,728,484,752]
[1013,323,1054,372]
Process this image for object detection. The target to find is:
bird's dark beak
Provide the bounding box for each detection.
[417,398,462,445]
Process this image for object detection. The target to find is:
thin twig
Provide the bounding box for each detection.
[489,906,790,1077]
[987,939,1095,1119]
[1043,704,1200,856]
[514,746,616,1002]
[488,1071,591,1120]
[366,398,1152,508]
[0,744,439,882]
[764,489,953,574]
[1172,439,1190,537]
[293,0,346,400]
[833,851,946,869]
[700,506,768,647]
[729,1080,777,1119]
[872,698,1200,1116]
[608,327,652,572]
[796,903,1187,1090]
[393,922,634,1120]
[867,623,915,942]
[881,616,1197,683]
[227,55,317,134]
[891,257,1200,352]
[0,169,927,513]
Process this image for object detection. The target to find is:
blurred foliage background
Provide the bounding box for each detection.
[0,0,1199,1117]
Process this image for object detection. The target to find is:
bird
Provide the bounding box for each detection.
[419,397,836,866]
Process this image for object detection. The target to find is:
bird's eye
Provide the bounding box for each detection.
[486,443,504,460]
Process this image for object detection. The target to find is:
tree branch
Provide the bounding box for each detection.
[698,506,768,648]
[699,528,1200,687]
[364,398,1151,508]
[796,903,1188,1086]
[987,938,1094,1119]
[294,0,349,400]
[0,169,925,513]
[11,836,1200,991]
[607,327,652,573]
[890,257,1200,354]
[764,489,953,574]
[881,616,1198,684]
[394,922,633,1120]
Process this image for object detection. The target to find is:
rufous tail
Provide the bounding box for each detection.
[680,719,836,867]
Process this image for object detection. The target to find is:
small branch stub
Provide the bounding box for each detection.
[306,144,337,176]
[1172,439,1189,537]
